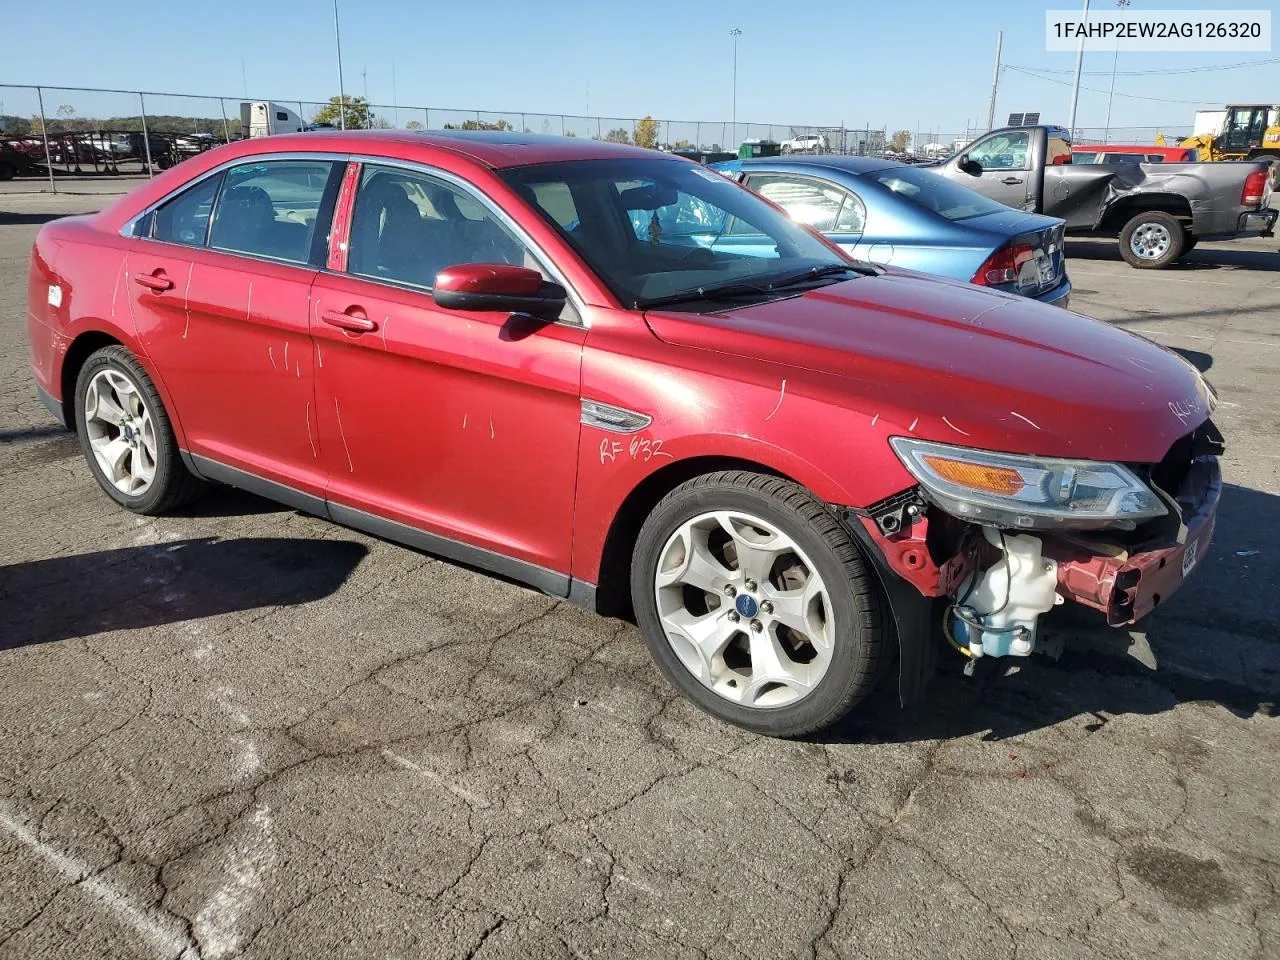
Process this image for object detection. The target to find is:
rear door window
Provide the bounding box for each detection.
[209,160,341,265]
[748,174,847,231]
[149,173,222,245]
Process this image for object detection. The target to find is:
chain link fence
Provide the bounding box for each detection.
[1070,126,1194,146]
[0,83,889,193]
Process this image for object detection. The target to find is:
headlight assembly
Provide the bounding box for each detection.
[889,437,1167,530]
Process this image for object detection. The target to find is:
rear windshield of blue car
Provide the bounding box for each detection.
[869,166,1009,221]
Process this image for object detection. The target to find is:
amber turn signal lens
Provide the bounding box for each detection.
[922,455,1025,495]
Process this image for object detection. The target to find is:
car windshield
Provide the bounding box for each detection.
[499,157,849,308]
[869,165,1008,221]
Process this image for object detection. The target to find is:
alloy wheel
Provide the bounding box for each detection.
[654,510,834,708]
[83,369,158,496]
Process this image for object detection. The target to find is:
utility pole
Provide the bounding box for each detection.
[730,28,742,130]
[1067,0,1091,139]
[332,0,347,130]
[986,30,1003,131]
[1104,0,1131,140]
[392,60,399,128]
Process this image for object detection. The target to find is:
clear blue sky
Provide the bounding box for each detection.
[2,0,1276,134]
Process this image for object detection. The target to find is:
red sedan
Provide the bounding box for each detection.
[25,131,1223,736]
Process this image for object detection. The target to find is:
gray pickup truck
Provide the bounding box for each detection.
[930,124,1276,268]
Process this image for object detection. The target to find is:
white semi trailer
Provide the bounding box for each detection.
[239,102,305,138]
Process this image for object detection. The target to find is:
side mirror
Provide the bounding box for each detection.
[958,155,981,175]
[433,263,566,321]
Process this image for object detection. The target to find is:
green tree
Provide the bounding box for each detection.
[634,116,659,149]
[405,120,424,130]
[444,118,512,131]
[889,129,911,153]
[603,127,631,144]
[313,96,373,130]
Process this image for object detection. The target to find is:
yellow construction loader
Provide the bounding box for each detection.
[1158,105,1280,166]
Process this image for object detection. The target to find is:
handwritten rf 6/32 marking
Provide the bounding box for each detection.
[600,436,673,465]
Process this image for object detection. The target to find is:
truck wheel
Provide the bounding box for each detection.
[781,144,793,155]
[0,162,14,181]
[1119,210,1185,269]
[630,471,885,737]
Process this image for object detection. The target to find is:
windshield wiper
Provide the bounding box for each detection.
[768,262,879,288]
[634,263,874,310]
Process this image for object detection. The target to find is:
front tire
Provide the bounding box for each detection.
[630,471,885,737]
[1118,210,1185,268]
[74,345,204,514]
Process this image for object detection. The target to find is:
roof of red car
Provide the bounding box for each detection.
[251,129,674,168]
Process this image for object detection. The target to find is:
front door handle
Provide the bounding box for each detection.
[133,272,173,292]
[1001,176,1024,185]
[320,308,379,334]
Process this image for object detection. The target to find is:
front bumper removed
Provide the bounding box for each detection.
[1044,456,1221,626]
[848,454,1222,675]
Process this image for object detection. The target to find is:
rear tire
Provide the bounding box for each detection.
[74,345,204,515]
[1118,210,1184,269]
[630,471,885,737]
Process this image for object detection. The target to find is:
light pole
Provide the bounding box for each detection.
[1067,0,1091,140]
[333,0,347,130]
[730,28,742,136]
[1104,0,1131,141]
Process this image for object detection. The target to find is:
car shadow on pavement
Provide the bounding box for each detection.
[1066,239,1279,272]
[0,212,76,226]
[823,481,1279,744]
[171,484,299,518]
[1168,347,1213,372]
[0,536,368,650]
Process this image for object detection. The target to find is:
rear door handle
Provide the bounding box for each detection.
[320,308,379,333]
[1001,177,1024,185]
[133,272,173,292]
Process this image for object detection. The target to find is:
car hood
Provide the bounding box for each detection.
[643,272,1210,464]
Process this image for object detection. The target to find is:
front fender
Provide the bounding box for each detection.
[570,321,919,583]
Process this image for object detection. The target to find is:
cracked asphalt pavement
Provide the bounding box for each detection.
[1,189,1278,960]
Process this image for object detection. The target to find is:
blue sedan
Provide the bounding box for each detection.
[710,156,1071,307]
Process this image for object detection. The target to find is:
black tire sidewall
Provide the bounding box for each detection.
[1119,211,1184,268]
[631,479,881,737]
[74,347,182,514]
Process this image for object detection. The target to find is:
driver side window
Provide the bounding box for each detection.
[347,164,542,290]
[967,132,1030,171]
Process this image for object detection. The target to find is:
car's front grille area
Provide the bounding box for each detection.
[1149,418,1225,501]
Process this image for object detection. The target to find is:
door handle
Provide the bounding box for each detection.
[133,272,173,292]
[320,308,379,333]
[1001,177,1024,185]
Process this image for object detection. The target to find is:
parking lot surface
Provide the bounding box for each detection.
[2,190,1278,960]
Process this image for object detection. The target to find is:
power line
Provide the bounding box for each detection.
[1004,65,1212,105]
[1004,56,1280,77]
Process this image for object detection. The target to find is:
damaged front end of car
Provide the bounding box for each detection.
[841,417,1225,701]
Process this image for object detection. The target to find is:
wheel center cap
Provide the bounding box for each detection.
[735,594,759,618]
[122,424,135,442]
